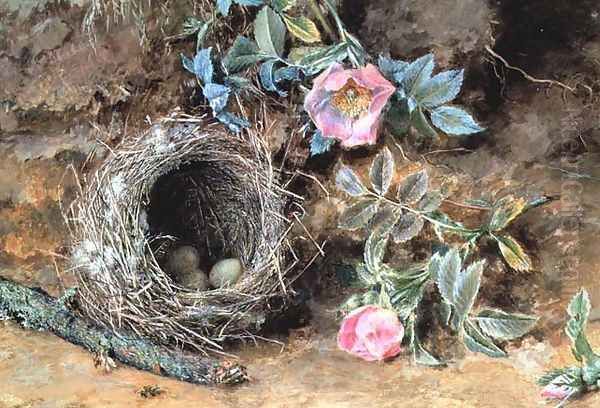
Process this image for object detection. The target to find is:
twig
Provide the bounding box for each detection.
[485,45,576,93]
[423,147,473,156]
[0,277,248,385]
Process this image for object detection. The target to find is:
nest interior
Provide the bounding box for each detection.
[69,118,297,353]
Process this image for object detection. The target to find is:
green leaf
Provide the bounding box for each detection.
[411,108,438,139]
[215,111,250,133]
[283,15,321,43]
[431,106,485,135]
[203,83,230,114]
[274,66,301,82]
[488,195,527,231]
[388,274,428,319]
[362,290,380,305]
[297,43,348,75]
[417,191,443,213]
[336,166,367,197]
[338,198,379,230]
[495,235,532,272]
[439,301,452,326]
[428,211,475,240]
[566,289,595,362]
[463,319,506,358]
[254,6,286,57]
[538,366,583,387]
[378,55,408,81]
[364,230,389,272]
[259,59,286,95]
[397,170,428,204]
[414,338,444,366]
[414,69,464,108]
[310,130,335,156]
[452,259,485,327]
[344,32,367,67]
[391,213,424,243]
[355,263,377,287]
[369,204,402,236]
[224,75,252,90]
[369,147,394,195]
[396,53,435,94]
[288,46,325,63]
[431,249,461,305]
[271,0,295,12]
[223,36,268,73]
[473,309,537,340]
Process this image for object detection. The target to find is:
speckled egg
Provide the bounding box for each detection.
[209,258,243,288]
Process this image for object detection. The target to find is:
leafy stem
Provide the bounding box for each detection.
[368,191,481,235]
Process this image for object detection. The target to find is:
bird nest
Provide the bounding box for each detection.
[68,116,298,354]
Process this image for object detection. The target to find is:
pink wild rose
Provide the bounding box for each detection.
[541,380,574,400]
[337,305,404,361]
[304,63,396,148]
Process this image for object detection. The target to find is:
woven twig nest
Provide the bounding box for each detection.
[69,116,297,353]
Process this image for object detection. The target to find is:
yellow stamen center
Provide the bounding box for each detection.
[331,79,373,119]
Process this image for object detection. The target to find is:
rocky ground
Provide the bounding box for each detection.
[1,0,600,406]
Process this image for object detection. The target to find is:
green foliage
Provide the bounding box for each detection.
[369,147,394,195]
[335,151,538,365]
[472,309,538,341]
[379,53,484,139]
[538,289,600,406]
[283,15,321,43]
[181,48,250,132]
[566,289,595,363]
[309,130,336,156]
[463,319,506,358]
[336,165,368,197]
[431,249,483,329]
[178,17,210,51]
[255,6,287,57]
[223,36,268,73]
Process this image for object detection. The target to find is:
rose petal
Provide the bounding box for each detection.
[541,384,571,400]
[369,84,396,115]
[304,88,330,118]
[322,69,352,92]
[314,107,353,141]
[341,115,379,148]
[352,64,396,93]
[337,305,373,352]
[354,307,403,361]
[313,63,344,90]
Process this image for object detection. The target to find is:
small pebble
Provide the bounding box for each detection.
[209,258,243,288]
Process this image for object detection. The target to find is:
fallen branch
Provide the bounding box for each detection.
[0,277,248,385]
